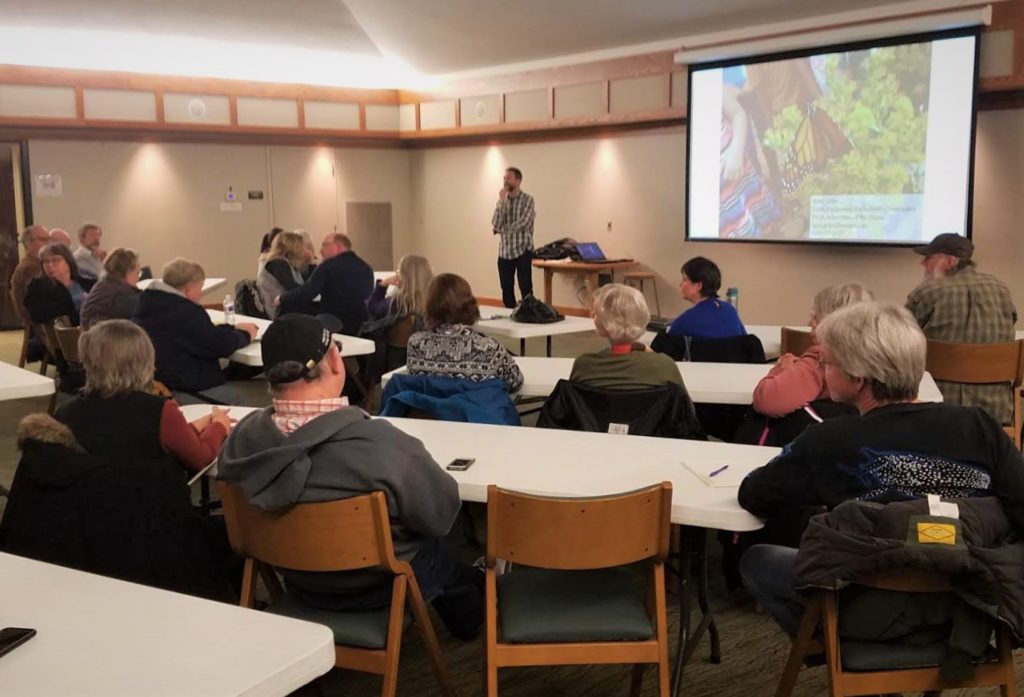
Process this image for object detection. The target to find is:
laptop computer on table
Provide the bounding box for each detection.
[575,242,631,264]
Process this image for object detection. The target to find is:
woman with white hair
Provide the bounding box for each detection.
[737,301,1024,635]
[752,282,873,417]
[570,283,684,390]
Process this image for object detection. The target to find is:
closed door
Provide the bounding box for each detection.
[345,202,393,270]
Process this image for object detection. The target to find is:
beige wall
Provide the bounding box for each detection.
[26,108,1024,325]
[410,109,1024,326]
[28,140,412,296]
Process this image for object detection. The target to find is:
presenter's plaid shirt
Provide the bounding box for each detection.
[906,265,1018,424]
[491,190,536,259]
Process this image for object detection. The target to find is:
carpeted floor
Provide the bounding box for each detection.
[0,328,1021,696]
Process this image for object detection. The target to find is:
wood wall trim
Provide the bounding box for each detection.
[4,12,1024,148]
[0,125,405,148]
[0,64,399,104]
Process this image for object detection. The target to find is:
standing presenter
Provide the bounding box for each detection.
[491,166,536,308]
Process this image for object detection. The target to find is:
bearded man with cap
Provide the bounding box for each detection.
[217,313,483,640]
[906,232,1017,423]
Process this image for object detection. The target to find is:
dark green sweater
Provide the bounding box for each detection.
[569,349,684,391]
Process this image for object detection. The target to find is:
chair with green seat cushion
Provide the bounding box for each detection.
[775,569,1017,697]
[498,567,653,643]
[267,594,411,650]
[219,483,455,697]
[484,482,673,697]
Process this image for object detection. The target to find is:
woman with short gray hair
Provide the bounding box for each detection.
[80,247,143,328]
[569,283,686,390]
[737,300,1024,636]
[55,319,232,474]
[752,282,873,418]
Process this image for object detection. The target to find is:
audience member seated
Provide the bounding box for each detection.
[256,231,306,319]
[0,411,237,601]
[56,320,231,475]
[667,256,745,338]
[906,233,1017,425]
[256,226,283,275]
[571,283,684,390]
[133,258,257,405]
[217,314,483,639]
[80,247,143,329]
[363,254,433,379]
[24,242,93,326]
[10,225,49,321]
[73,222,107,282]
[279,233,374,333]
[48,227,72,246]
[367,254,433,324]
[737,301,1024,635]
[751,283,873,418]
[407,273,523,394]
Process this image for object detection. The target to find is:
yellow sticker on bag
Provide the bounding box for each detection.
[917,522,957,545]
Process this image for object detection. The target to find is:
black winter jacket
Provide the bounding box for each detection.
[133,282,251,391]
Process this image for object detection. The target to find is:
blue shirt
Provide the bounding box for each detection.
[68,281,86,314]
[668,298,746,339]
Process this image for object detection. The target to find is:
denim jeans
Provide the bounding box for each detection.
[739,544,805,635]
[497,251,534,308]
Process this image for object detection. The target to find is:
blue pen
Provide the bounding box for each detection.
[708,465,730,478]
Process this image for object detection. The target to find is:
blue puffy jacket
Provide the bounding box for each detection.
[380,375,520,426]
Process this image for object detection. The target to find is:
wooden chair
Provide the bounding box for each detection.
[925,339,1024,447]
[485,482,672,697]
[780,327,813,357]
[218,483,455,697]
[53,317,82,364]
[776,570,1017,697]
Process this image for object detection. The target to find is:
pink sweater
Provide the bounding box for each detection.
[752,345,829,418]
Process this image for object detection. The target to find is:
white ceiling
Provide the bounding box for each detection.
[0,0,954,76]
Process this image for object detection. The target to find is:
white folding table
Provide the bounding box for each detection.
[138,277,227,295]
[383,356,945,405]
[0,361,55,401]
[476,306,596,356]
[181,406,775,696]
[0,551,334,697]
[206,309,375,365]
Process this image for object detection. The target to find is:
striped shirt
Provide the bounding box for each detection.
[491,190,536,259]
[906,266,1017,424]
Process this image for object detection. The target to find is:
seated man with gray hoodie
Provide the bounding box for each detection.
[218,313,483,639]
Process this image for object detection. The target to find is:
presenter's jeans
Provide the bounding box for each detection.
[498,250,533,308]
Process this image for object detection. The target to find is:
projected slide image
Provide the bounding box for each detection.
[688,34,976,245]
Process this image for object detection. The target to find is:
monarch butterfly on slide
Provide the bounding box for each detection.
[782,103,852,193]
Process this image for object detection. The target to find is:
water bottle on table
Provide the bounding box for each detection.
[726,287,739,310]
[223,294,236,325]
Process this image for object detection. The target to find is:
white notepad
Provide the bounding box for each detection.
[682,461,747,488]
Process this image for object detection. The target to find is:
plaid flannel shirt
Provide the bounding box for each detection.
[491,190,535,259]
[907,266,1018,424]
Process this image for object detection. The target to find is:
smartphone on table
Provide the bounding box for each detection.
[0,627,36,659]
[446,458,475,471]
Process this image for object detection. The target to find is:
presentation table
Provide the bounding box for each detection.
[476,305,597,356]
[0,361,55,401]
[383,356,944,405]
[206,309,375,365]
[0,551,334,697]
[138,277,226,295]
[531,258,637,306]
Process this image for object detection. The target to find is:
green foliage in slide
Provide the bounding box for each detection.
[763,44,931,200]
